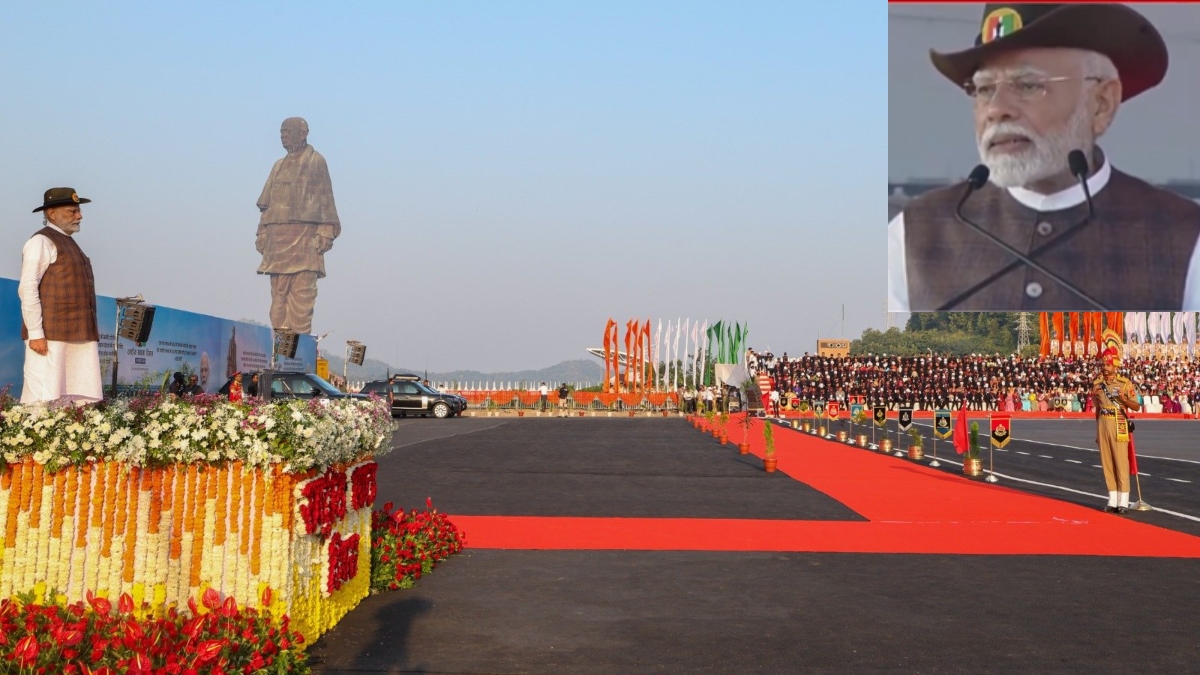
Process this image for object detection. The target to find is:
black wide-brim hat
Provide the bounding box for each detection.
[32,187,90,213]
[929,3,1168,102]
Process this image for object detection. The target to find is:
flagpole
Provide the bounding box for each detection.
[930,433,940,467]
[1131,419,1152,510]
[894,409,905,457]
[986,414,999,483]
[1133,473,1152,511]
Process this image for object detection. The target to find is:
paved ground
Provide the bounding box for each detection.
[306,418,1200,674]
[863,417,1200,536]
[376,418,862,520]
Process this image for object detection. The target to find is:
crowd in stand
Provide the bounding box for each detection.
[746,349,1198,413]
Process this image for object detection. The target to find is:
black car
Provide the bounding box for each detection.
[359,375,465,418]
[218,371,368,401]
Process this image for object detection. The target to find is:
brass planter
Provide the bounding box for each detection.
[836,430,847,442]
[856,434,868,447]
[880,439,893,453]
[908,446,924,460]
[963,457,983,476]
[817,425,827,437]
[791,420,799,430]
[802,423,812,433]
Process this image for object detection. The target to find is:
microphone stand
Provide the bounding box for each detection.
[940,175,1108,311]
[939,172,1097,310]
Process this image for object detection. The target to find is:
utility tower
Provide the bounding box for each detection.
[1015,312,1032,352]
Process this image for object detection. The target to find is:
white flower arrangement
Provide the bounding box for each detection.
[0,394,395,475]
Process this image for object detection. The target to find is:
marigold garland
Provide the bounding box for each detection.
[0,395,392,647]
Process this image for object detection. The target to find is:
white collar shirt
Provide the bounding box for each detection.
[887,157,1200,311]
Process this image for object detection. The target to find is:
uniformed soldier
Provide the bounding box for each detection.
[1091,332,1141,513]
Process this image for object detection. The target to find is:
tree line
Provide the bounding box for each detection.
[850,313,1038,357]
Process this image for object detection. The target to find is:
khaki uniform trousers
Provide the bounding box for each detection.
[1096,415,1130,493]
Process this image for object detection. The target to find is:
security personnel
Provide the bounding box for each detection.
[557,383,570,417]
[1091,339,1141,513]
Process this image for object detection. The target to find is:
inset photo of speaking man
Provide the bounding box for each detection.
[889,4,1200,312]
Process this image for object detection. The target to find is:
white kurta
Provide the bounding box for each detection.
[17,224,103,404]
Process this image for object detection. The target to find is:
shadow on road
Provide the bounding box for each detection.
[311,594,433,674]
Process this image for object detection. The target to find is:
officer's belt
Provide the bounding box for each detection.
[1098,408,1122,418]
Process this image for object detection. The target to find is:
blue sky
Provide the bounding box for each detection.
[0,1,883,372]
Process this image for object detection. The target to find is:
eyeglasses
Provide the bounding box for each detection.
[963,76,1104,105]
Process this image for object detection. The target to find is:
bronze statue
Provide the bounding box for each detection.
[256,117,340,335]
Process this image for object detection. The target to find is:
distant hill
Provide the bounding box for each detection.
[425,359,605,387]
[318,353,604,387]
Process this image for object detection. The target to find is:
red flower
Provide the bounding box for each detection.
[219,597,238,618]
[128,652,153,674]
[181,616,204,638]
[56,626,85,647]
[193,639,225,665]
[12,635,38,667]
[88,595,112,616]
[118,593,134,615]
[202,587,222,611]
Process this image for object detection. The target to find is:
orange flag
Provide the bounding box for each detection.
[603,318,615,393]
[1106,312,1124,339]
[643,319,652,391]
[624,320,635,389]
[1052,313,1065,356]
[612,322,621,393]
[1068,313,1080,357]
[632,320,643,392]
[1039,313,1050,357]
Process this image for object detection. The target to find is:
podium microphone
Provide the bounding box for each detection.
[938,155,1108,311]
[1067,149,1095,218]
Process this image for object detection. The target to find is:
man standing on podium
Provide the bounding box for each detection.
[1092,331,1140,514]
[18,188,103,404]
[888,3,1200,311]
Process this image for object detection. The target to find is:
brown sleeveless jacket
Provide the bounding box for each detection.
[903,169,1200,311]
[21,227,100,342]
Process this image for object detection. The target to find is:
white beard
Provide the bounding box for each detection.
[48,219,80,235]
[977,104,1094,189]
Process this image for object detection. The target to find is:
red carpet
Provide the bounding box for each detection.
[456,418,1200,557]
[772,410,1195,420]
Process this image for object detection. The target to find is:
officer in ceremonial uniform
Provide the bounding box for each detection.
[1091,338,1140,513]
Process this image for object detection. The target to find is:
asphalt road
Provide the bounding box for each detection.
[780,417,1200,537]
[313,418,1200,674]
